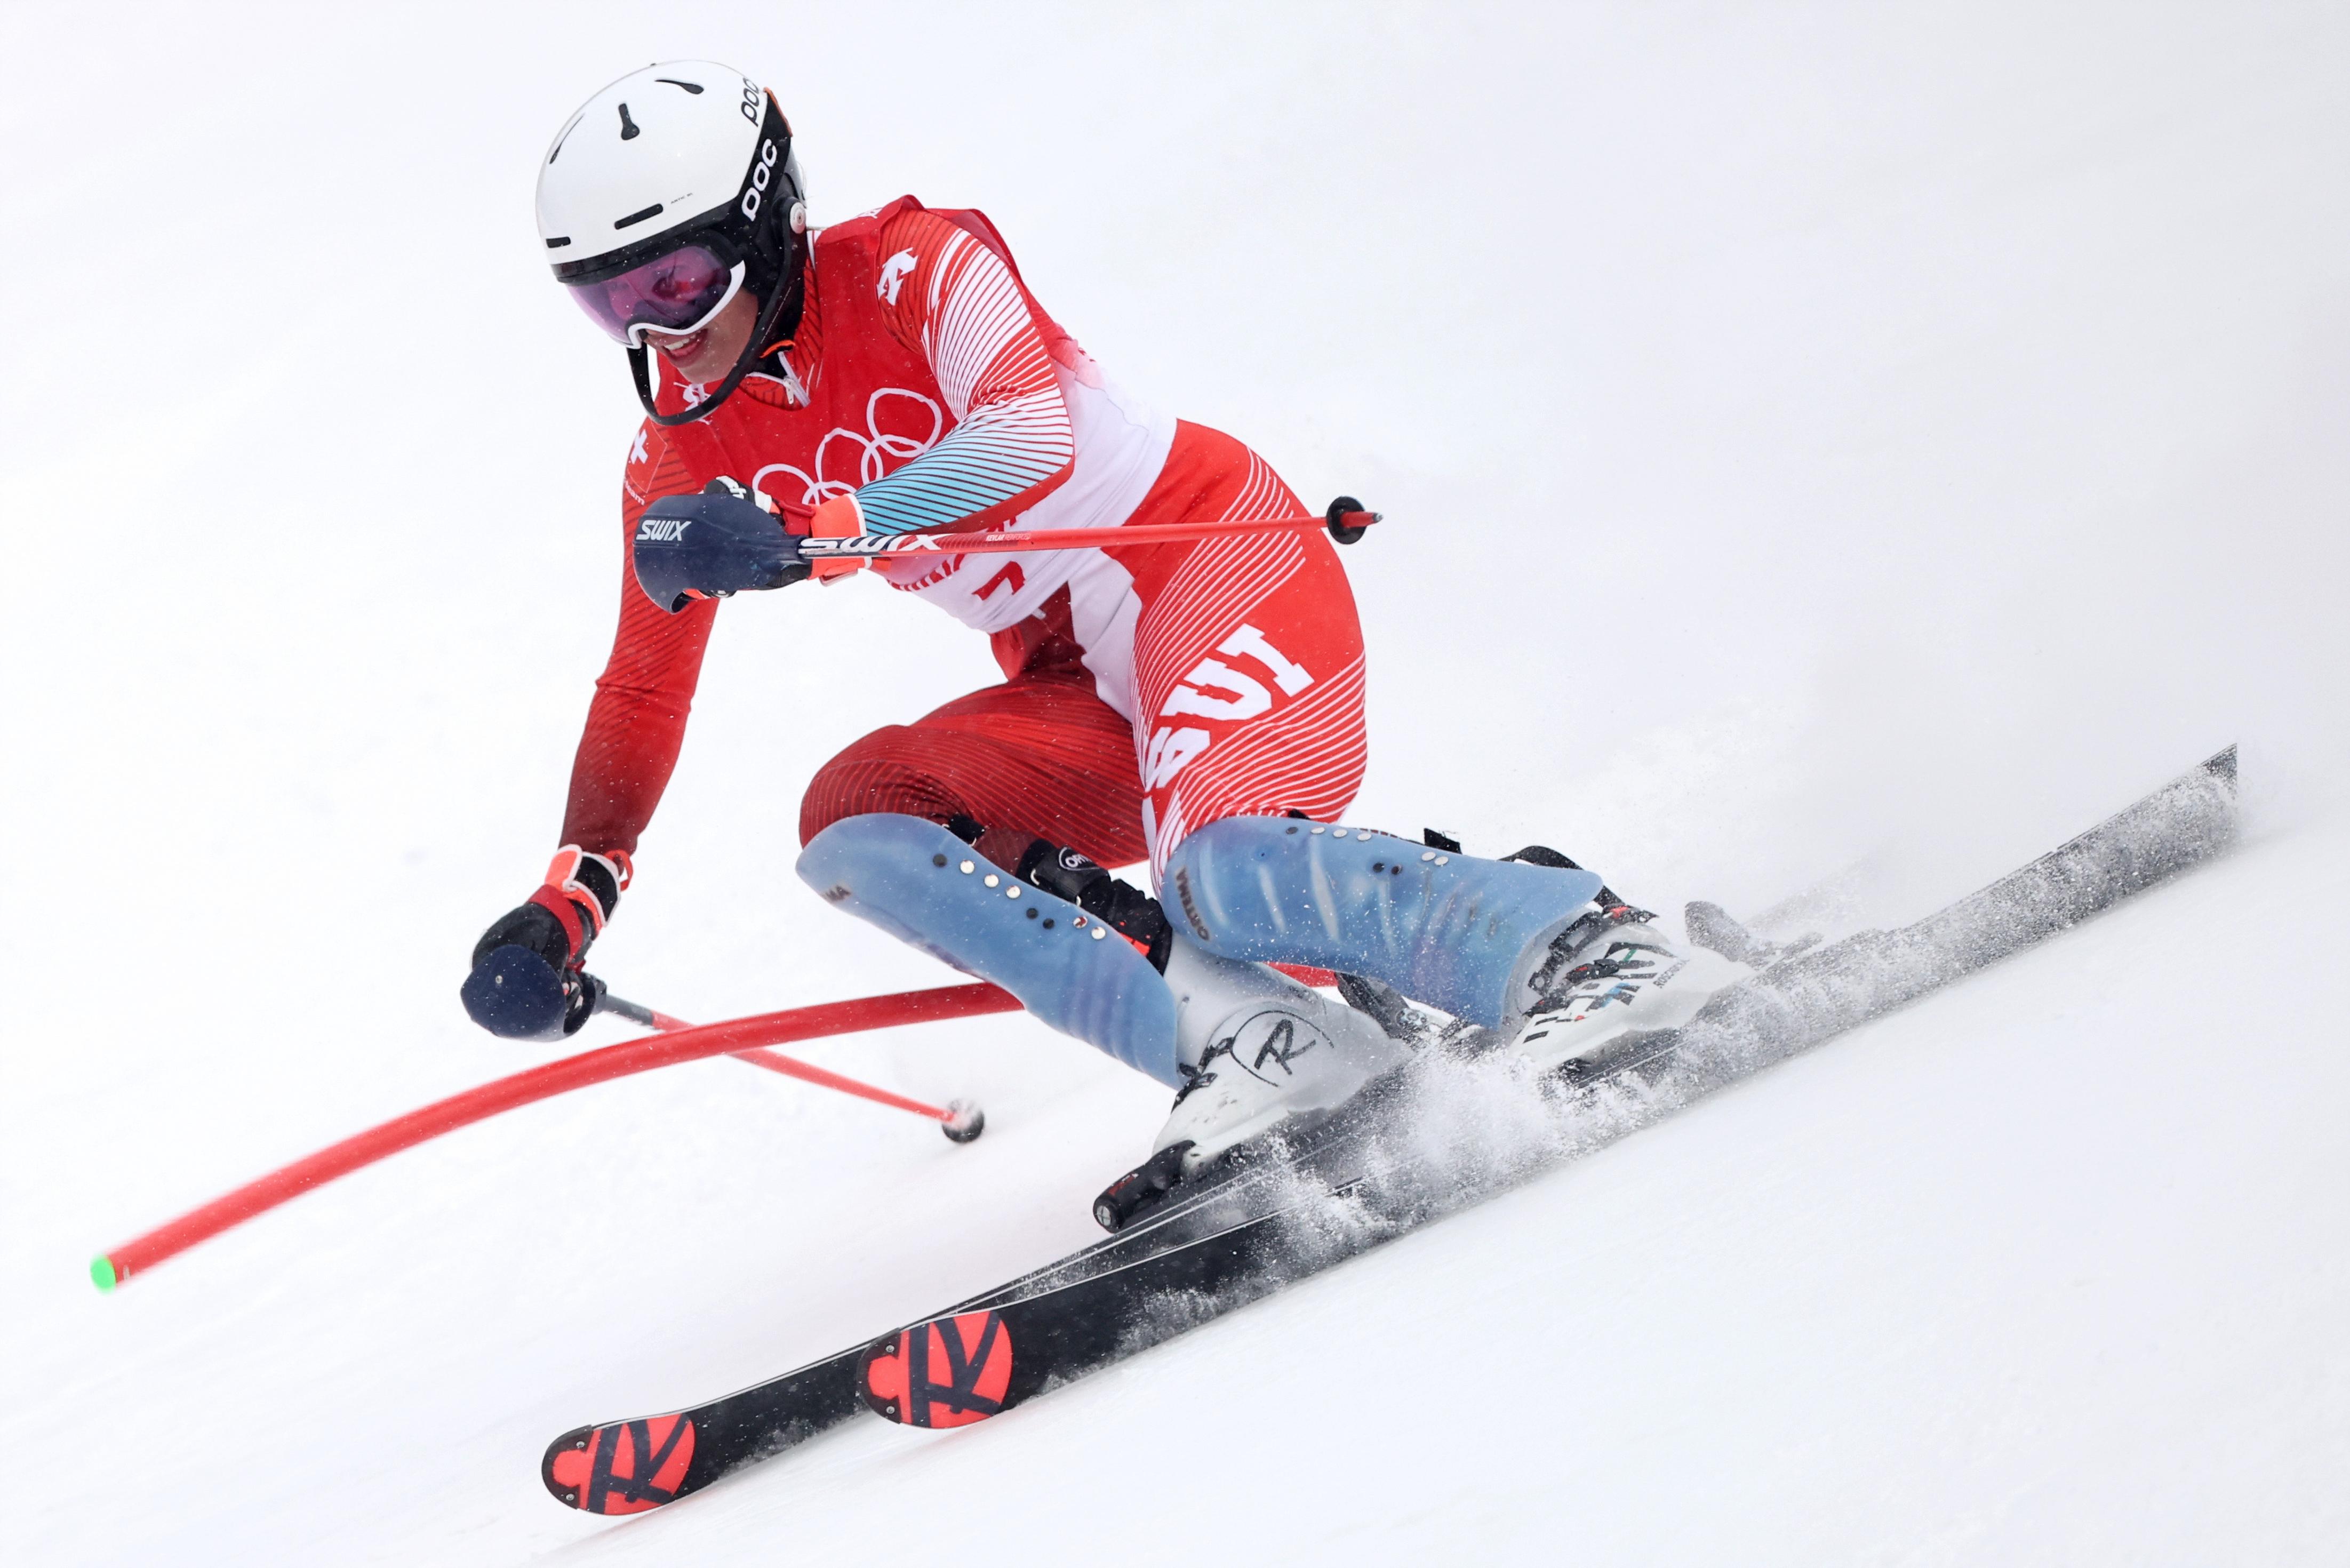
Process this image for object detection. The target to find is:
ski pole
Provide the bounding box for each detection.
[594,992,692,1031]
[91,982,1021,1293]
[596,989,985,1136]
[797,497,1381,566]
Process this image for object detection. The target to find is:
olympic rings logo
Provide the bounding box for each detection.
[752,388,944,509]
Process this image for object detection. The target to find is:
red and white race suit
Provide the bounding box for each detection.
[559,197,1367,884]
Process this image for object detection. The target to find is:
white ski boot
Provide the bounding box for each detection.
[1149,933,1408,1167]
[1503,902,1750,1074]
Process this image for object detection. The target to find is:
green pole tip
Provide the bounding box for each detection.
[90,1255,118,1293]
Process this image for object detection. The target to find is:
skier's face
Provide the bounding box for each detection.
[644,286,760,385]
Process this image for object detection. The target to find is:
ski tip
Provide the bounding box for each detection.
[2204,743,2239,786]
[89,1255,118,1294]
[542,1417,696,1514]
[858,1310,1014,1429]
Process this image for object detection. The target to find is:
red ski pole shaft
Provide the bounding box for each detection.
[798,507,1379,564]
[723,1044,965,1120]
[601,991,962,1123]
[92,982,1021,1293]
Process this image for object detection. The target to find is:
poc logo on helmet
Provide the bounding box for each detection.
[740,139,779,220]
[636,517,691,543]
[739,79,763,124]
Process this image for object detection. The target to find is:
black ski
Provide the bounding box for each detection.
[540,1181,1293,1512]
[540,1052,1406,1510]
[852,1213,1297,1428]
[853,746,2240,1429]
[546,746,2236,1504]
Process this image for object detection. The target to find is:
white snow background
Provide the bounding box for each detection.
[4,3,2347,1563]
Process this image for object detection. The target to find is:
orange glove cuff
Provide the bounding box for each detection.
[808,494,866,582]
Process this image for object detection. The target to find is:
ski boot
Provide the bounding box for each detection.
[1501,897,1751,1077]
[1093,930,1409,1231]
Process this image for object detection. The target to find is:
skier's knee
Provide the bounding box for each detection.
[800,729,962,846]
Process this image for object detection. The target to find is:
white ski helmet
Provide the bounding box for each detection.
[537,61,808,425]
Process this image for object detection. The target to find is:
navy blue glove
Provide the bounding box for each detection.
[632,477,810,614]
[461,849,626,1040]
[461,937,605,1041]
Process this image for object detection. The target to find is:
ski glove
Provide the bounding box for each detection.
[460,847,630,1040]
[632,477,810,614]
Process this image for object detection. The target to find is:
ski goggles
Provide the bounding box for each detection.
[563,242,746,347]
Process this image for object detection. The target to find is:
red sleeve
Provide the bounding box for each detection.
[558,428,718,860]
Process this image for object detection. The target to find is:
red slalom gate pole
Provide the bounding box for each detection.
[797,505,1380,565]
[91,982,1021,1293]
[602,991,982,1131]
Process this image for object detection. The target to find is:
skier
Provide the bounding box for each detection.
[462,61,1742,1181]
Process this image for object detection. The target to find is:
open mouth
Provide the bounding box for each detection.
[651,327,709,364]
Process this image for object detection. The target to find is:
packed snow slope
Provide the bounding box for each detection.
[4,4,2346,1564]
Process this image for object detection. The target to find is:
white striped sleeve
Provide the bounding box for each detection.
[856,220,1076,535]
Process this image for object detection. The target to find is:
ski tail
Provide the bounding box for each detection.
[857,1210,1302,1431]
[858,1310,1019,1428]
[543,1414,698,1514]
[539,1348,865,1512]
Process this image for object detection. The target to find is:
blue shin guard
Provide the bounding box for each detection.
[1161,817,1606,1029]
[797,814,1182,1087]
